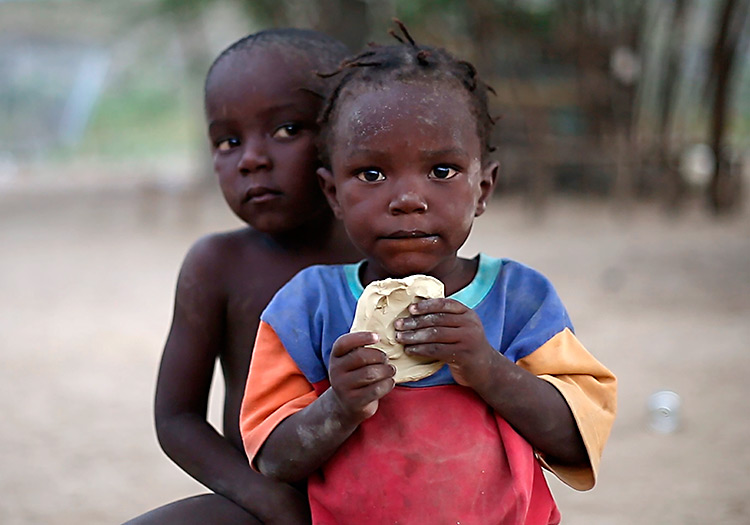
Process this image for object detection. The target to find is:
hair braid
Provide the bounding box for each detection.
[317,19,497,165]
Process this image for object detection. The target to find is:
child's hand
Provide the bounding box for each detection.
[395,298,497,388]
[328,331,396,423]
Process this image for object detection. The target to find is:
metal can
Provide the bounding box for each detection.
[647,390,681,434]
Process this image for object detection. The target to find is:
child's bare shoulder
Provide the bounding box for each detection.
[178,227,277,283]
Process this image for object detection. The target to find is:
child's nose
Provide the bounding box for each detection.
[389,190,428,215]
[238,138,271,174]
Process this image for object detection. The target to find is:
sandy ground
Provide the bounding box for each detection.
[1,183,749,525]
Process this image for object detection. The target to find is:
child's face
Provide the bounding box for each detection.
[205,48,330,233]
[319,81,497,280]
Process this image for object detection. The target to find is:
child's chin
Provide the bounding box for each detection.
[244,212,301,234]
[379,256,443,278]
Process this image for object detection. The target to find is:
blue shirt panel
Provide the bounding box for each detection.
[261,254,573,387]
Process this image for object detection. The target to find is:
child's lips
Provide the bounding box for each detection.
[384,230,436,240]
[243,186,281,203]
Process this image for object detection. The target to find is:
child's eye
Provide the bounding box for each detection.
[356,169,386,183]
[429,165,459,180]
[216,138,240,151]
[272,124,302,139]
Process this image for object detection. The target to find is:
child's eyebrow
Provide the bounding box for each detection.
[207,120,232,133]
[419,148,469,160]
[261,102,311,115]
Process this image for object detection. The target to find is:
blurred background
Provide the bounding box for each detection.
[1,1,749,524]
[2,0,749,208]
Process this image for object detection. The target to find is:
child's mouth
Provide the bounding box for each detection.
[384,230,435,240]
[243,187,281,203]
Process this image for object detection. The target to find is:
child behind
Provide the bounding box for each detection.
[125,29,360,524]
[240,23,617,524]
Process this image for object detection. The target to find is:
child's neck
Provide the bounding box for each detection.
[361,255,479,296]
[263,210,344,254]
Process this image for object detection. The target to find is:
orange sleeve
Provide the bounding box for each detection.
[516,328,617,491]
[240,321,319,470]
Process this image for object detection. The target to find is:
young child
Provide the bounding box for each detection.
[240,24,617,524]
[126,29,360,524]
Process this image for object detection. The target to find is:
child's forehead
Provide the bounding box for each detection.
[207,45,320,95]
[328,81,482,159]
[336,80,473,126]
[204,54,324,121]
[211,45,315,82]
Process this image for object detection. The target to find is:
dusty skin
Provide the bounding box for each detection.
[1,182,749,524]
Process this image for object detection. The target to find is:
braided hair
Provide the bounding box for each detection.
[318,20,496,166]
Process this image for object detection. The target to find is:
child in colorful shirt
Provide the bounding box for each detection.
[241,23,616,524]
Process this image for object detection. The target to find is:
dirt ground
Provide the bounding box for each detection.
[1,182,749,524]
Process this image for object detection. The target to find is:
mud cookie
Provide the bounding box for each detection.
[351,275,445,383]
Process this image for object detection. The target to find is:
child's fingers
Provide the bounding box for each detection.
[407,298,467,316]
[395,325,460,346]
[333,346,390,372]
[395,311,462,331]
[401,342,453,361]
[330,344,395,391]
[366,377,395,402]
[394,298,467,331]
[340,378,393,420]
[347,368,396,391]
[337,360,396,388]
[331,331,379,357]
[331,371,395,420]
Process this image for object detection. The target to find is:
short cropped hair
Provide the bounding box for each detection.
[205,28,350,97]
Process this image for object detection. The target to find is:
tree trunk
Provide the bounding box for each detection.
[708,0,748,212]
[658,0,688,207]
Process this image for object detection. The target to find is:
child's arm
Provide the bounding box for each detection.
[249,331,395,483]
[154,239,309,521]
[395,298,589,466]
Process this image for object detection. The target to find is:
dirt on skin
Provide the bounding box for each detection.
[1,183,749,525]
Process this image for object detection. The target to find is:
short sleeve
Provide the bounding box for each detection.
[516,328,617,490]
[240,321,319,469]
[488,260,574,363]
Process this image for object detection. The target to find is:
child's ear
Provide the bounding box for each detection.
[317,167,344,219]
[475,160,499,217]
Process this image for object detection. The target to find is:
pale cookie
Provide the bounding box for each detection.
[350,275,445,383]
